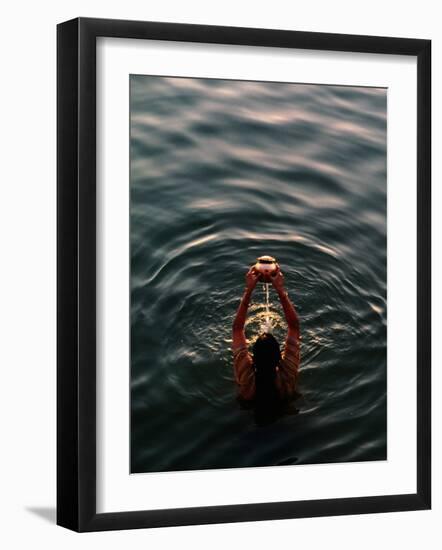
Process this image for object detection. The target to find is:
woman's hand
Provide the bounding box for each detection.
[270,265,285,293]
[245,266,260,291]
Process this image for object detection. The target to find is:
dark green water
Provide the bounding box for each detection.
[130,75,387,473]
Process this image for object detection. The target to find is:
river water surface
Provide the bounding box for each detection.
[130,75,387,473]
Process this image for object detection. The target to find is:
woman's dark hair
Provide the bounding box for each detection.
[252,332,281,376]
[252,333,282,423]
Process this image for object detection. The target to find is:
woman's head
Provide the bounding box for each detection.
[252,333,282,421]
[252,332,281,376]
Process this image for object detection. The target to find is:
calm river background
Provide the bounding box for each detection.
[130,75,387,473]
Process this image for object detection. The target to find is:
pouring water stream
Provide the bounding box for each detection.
[261,283,273,333]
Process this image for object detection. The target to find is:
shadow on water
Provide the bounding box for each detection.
[130,75,387,474]
[238,380,303,427]
[254,401,301,428]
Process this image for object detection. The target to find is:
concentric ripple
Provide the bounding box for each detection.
[130,76,387,473]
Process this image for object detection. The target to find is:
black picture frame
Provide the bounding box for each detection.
[57,17,431,532]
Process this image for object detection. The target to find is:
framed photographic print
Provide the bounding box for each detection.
[57,17,431,531]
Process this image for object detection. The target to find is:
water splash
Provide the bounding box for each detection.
[260,283,273,333]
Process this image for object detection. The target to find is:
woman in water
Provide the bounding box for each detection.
[232,264,300,407]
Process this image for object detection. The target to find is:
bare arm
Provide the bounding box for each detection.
[277,289,300,337]
[232,267,260,348]
[232,288,253,333]
[271,267,300,338]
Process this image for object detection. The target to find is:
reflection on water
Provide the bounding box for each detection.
[130,75,387,473]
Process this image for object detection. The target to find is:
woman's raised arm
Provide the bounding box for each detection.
[270,267,300,338]
[232,267,260,348]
